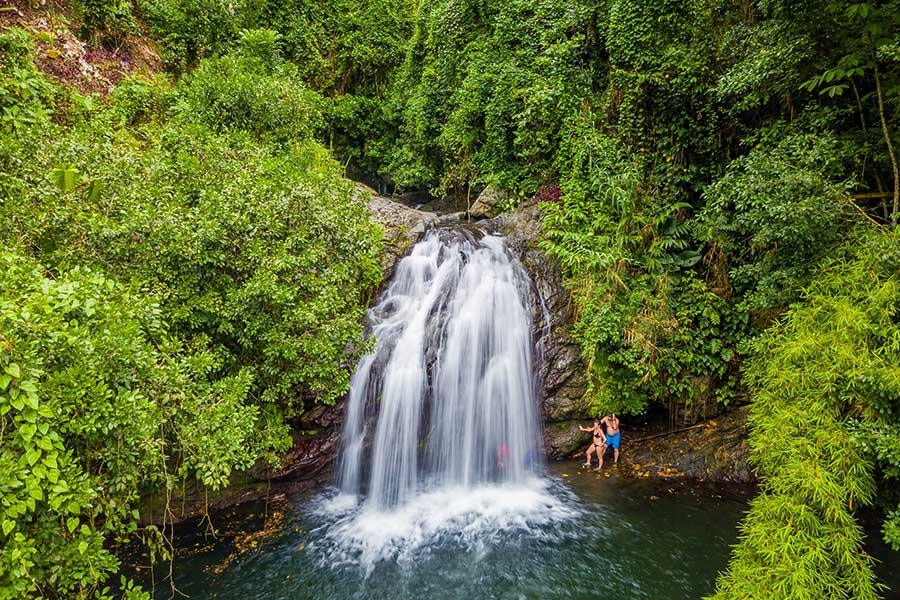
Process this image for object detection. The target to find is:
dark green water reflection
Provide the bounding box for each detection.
[147,463,756,600]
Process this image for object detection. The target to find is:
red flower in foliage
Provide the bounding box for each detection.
[535,184,561,204]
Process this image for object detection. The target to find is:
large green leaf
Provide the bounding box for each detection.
[48,165,81,192]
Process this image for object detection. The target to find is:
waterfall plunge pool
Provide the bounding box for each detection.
[139,466,753,600]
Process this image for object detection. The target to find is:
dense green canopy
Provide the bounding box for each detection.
[1,0,899,597]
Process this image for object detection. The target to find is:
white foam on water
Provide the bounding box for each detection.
[314,477,580,575]
[318,492,360,516]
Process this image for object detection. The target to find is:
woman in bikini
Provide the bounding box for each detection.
[578,419,605,468]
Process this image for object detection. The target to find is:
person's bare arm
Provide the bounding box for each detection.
[578,425,592,432]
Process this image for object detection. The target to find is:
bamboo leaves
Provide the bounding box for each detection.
[712,229,900,600]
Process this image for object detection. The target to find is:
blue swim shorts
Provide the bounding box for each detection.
[606,432,621,450]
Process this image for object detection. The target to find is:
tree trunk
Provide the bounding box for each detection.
[873,57,899,225]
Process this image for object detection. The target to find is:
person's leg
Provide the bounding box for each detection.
[595,446,605,471]
[584,445,593,466]
[613,448,619,463]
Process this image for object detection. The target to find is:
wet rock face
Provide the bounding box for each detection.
[360,185,463,278]
[485,198,592,459]
[543,421,591,459]
[304,192,593,466]
[362,190,432,277]
[263,402,345,483]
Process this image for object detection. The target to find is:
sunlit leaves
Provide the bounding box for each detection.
[48,164,81,192]
[712,229,900,600]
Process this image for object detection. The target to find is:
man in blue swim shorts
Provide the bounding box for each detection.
[600,413,621,468]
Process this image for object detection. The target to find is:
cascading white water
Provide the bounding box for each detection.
[337,227,542,510]
[320,228,576,571]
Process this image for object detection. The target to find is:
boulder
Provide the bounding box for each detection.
[358,185,431,277]
[544,420,592,459]
[469,185,511,219]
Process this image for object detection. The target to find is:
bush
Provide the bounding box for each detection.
[139,0,255,70]
[72,0,136,45]
[173,53,324,143]
[0,29,56,132]
[0,37,383,599]
[107,73,173,126]
[3,120,381,411]
[712,228,900,600]
[385,0,602,192]
[236,27,284,70]
[698,128,856,311]
[0,251,263,599]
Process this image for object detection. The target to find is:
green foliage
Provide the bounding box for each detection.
[3,105,381,414]
[0,251,258,599]
[0,29,382,597]
[0,29,56,131]
[236,27,284,69]
[135,0,416,187]
[139,0,253,70]
[699,127,856,311]
[716,20,813,115]
[139,0,416,85]
[4,0,900,596]
[386,0,603,192]
[71,0,136,45]
[605,0,721,197]
[173,51,323,143]
[107,73,173,127]
[711,228,900,599]
[541,116,743,417]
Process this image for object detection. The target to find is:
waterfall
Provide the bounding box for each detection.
[337,227,542,510]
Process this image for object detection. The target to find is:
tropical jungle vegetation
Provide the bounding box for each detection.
[1,0,898,598]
